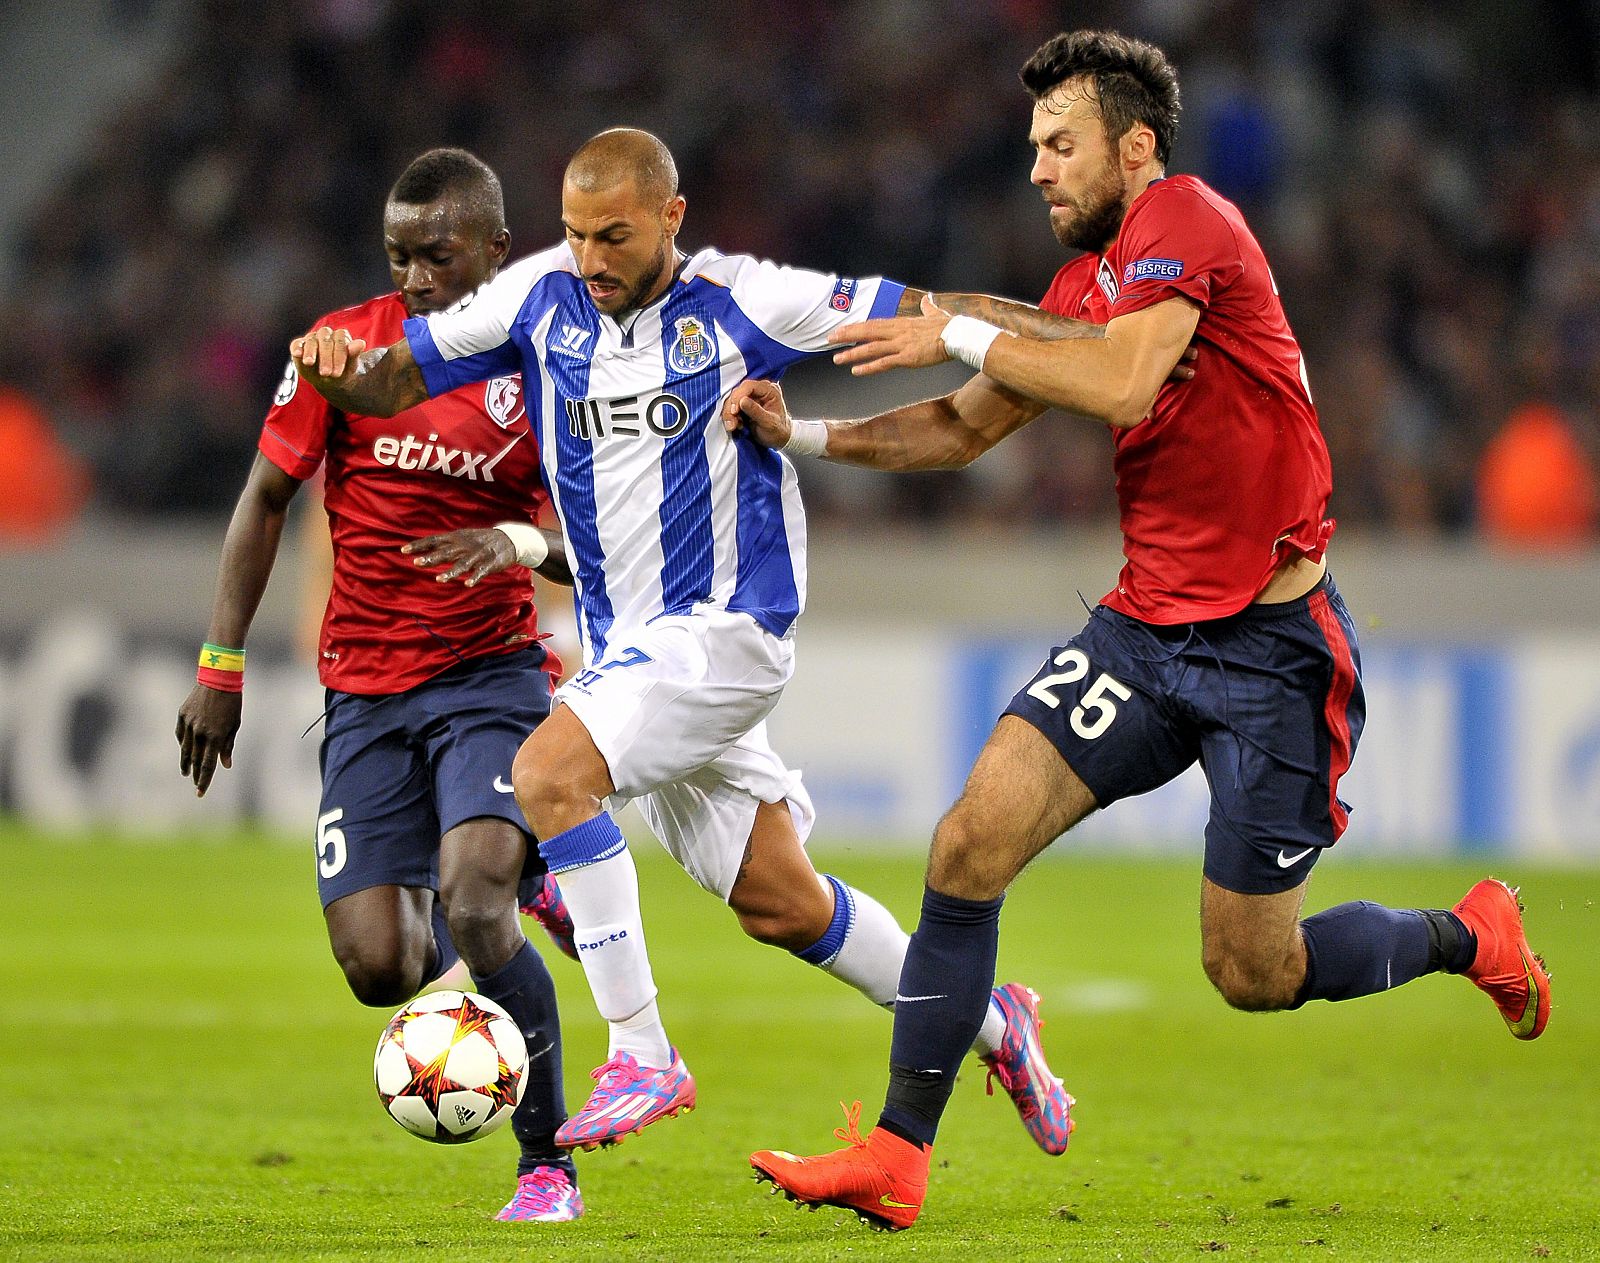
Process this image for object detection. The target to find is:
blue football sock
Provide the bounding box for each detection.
[425,897,460,986]
[793,874,852,966]
[879,885,1004,1148]
[1296,901,1438,1004]
[472,938,573,1179]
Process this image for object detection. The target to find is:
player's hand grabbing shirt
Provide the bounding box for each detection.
[404,245,905,663]
[1042,175,1334,623]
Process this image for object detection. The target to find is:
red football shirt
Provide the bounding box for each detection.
[1040,175,1334,623]
[259,292,558,694]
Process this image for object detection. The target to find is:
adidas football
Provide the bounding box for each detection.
[374,990,527,1143]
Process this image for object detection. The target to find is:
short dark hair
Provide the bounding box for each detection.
[1020,30,1181,166]
[388,147,506,231]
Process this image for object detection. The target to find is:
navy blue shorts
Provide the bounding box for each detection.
[1003,576,1365,894]
[314,648,554,908]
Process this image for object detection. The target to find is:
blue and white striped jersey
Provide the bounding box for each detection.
[404,244,905,663]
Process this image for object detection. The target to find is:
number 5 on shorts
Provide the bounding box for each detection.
[317,808,348,878]
[1026,648,1133,739]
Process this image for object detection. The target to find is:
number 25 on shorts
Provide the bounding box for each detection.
[1026,648,1132,740]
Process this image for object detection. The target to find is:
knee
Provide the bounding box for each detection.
[927,810,1004,900]
[337,948,422,1008]
[442,895,504,955]
[511,736,598,825]
[1202,944,1301,1012]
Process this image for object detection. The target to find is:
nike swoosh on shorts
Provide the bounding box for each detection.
[494,776,516,794]
[1276,846,1315,868]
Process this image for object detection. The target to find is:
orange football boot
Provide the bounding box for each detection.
[750,1102,930,1231]
[1452,878,1551,1040]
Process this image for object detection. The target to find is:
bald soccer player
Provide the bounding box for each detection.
[285,128,1163,1155]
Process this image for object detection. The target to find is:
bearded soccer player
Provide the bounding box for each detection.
[283,128,1115,1160]
[175,149,585,1223]
[732,30,1551,1230]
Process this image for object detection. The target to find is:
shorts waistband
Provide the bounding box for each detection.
[1224,573,1335,623]
[1098,574,1336,635]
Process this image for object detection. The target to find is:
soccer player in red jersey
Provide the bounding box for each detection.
[731,31,1550,1230]
[175,150,584,1223]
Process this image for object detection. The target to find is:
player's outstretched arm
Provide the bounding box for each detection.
[834,294,1200,429]
[831,289,1105,376]
[909,287,1106,342]
[403,526,573,588]
[835,292,1196,397]
[291,327,429,418]
[176,454,303,796]
[725,373,1044,472]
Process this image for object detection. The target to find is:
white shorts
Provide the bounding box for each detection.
[554,608,815,899]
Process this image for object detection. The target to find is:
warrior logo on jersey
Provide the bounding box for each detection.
[1096,258,1121,305]
[667,315,717,373]
[484,376,524,428]
[552,324,593,359]
[273,359,299,406]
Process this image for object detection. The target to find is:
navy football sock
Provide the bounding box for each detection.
[425,897,460,986]
[1296,901,1442,1004]
[473,938,573,1179]
[879,886,1003,1148]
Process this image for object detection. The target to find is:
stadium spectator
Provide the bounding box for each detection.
[0,385,91,543]
[1477,401,1598,547]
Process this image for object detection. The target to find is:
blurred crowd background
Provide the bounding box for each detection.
[3,0,1599,544]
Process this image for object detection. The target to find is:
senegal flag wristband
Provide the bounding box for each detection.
[197,643,246,693]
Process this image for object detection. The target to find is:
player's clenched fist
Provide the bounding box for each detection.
[290,326,369,383]
[723,379,793,449]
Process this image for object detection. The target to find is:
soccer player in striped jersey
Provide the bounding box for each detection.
[289,128,1091,1157]
[731,30,1551,1230]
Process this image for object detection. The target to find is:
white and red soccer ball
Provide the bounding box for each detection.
[374,990,527,1143]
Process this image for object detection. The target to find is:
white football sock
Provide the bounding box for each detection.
[818,880,905,1007]
[607,996,672,1068]
[975,996,1005,1057]
[818,878,1005,1057]
[555,846,673,1068]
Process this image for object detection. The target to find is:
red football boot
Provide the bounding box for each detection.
[750,1102,930,1231]
[1452,878,1551,1040]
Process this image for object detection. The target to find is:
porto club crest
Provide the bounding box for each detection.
[668,315,717,374]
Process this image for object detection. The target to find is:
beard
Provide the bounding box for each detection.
[615,241,671,313]
[1050,157,1128,254]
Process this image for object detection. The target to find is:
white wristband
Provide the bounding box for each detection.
[493,521,549,569]
[941,315,1009,371]
[783,417,830,458]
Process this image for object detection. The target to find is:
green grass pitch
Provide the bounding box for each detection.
[1,823,1596,1261]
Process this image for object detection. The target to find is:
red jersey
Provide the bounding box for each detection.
[1040,174,1334,623]
[260,292,557,694]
